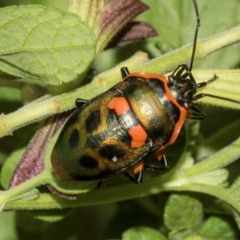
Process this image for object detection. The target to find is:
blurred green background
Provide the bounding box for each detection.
[1,0,240,239]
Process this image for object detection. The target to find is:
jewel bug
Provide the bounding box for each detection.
[51,0,240,184]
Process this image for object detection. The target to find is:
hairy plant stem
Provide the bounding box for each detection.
[1,26,240,137]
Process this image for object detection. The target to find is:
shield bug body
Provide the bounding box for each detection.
[51,0,240,184]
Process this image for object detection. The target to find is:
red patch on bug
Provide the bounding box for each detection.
[133,160,144,174]
[128,124,148,148]
[107,97,130,116]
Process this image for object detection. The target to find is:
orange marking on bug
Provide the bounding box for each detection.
[154,148,164,161]
[128,124,148,148]
[167,105,187,145]
[126,72,187,149]
[107,97,130,116]
[133,160,144,175]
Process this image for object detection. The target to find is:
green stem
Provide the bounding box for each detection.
[0,171,49,208]
[184,136,240,178]
[168,183,240,212]
[204,118,240,150]
[136,25,240,74]
[2,130,240,211]
[4,173,240,212]
[1,26,240,137]
[0,52,148,138]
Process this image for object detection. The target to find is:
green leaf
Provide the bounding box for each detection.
[232,209,240,230]
[164,194,203,232]
[122,227,166,240]
[0,86,21,104]
[0,212,18,240]
[19,0,67,10]
[0,127,36,189]
[184,236,202,240]
[139,0,240,69]
[189,169,229,186]
[0,147,26,190]
[228,176,240,200]
[13,188,39,201]
[31,209,71,222]
[200,217,236,239]
[0,6,96,86]
[169,232,202,240]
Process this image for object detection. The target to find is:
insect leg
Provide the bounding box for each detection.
[144,149,170,172]
[121,67,130,78]
[75,98,88,108]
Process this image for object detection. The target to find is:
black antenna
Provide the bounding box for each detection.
[189,0,200,71]
[191,1,240,104]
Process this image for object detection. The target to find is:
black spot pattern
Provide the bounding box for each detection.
[85,110,101,133]
[79,156,99,169]
[99,145,125,161]
[68,128,79,149]
[86,134,103,148]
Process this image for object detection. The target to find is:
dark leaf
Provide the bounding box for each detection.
[9,114,68,188]
[107,21,158,48]
[98,0,149,49]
